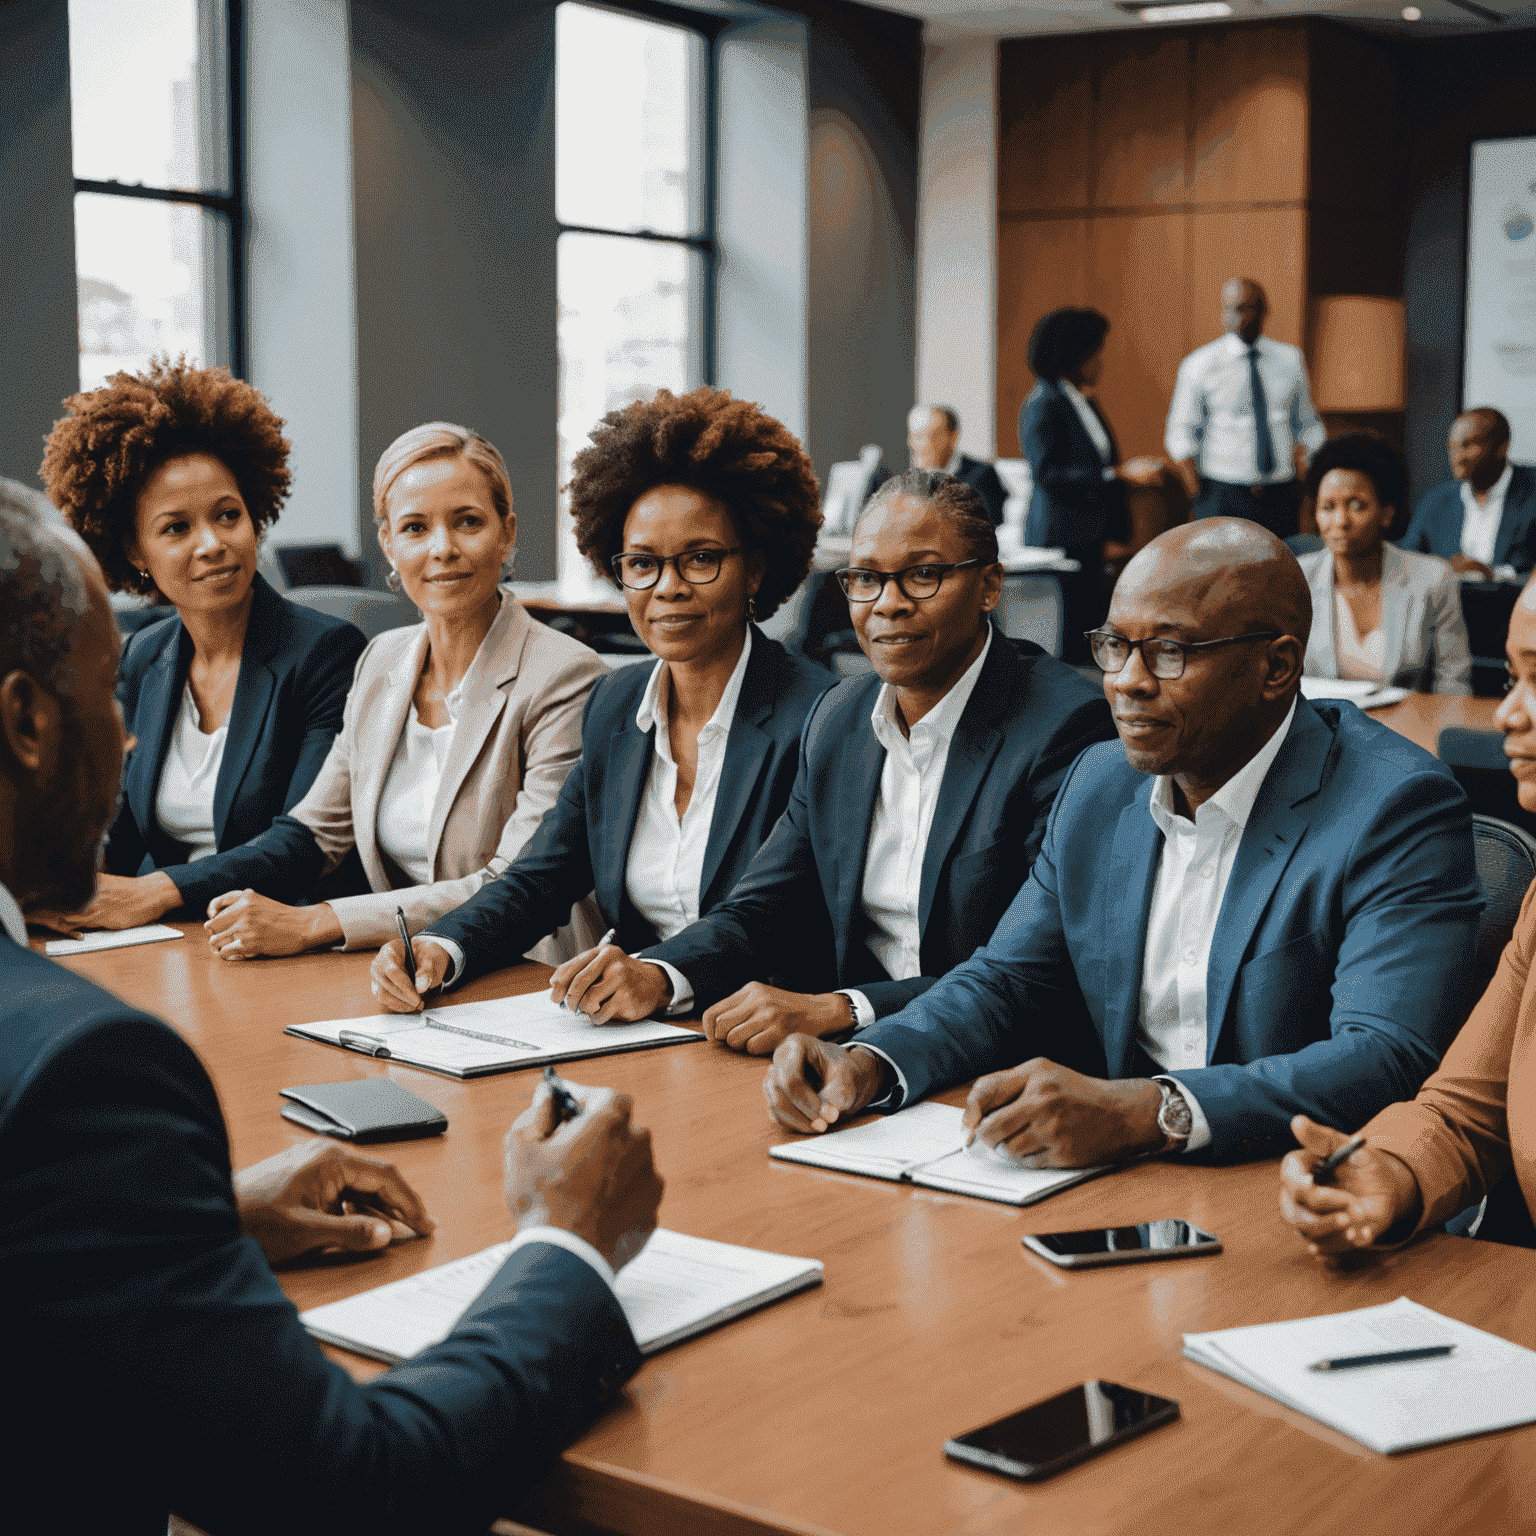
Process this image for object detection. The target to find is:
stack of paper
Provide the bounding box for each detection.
[301,1228,824,1361]
[1299,677,1410,710]
[44,924,182,957]
[1183,1296,1536,1453]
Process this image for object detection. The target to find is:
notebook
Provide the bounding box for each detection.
[768,1101,1110,1207]
[285,988,704,1078]
[1298,678,1410,711]
[44,923,183,957]
[1183,1296,1536,1454]
[300,1228,824,1361]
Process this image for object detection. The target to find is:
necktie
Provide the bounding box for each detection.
[1248,347,1276,480]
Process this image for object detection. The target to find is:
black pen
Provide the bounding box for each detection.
[395,906,416,988]
[1309,1345,1455,1372]
[1313,1134,1366,1185]
[543,1065,583,1124]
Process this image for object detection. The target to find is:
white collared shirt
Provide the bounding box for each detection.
[1164,333,1327,486]
[1059,380,1117,483]
[154,684,228,861]
[1459,461,1514,568]
[0,878,26,947]
[1137,696,1299,1151]
[375,682,464,886]
[943,447,964,476]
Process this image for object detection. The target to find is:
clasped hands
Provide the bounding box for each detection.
[1278,1114,1423,1261]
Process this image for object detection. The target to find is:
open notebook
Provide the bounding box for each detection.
[285,988,703,1078]
[769,1101,1109,1207]
[301,1228,824,1361]
[1184,1296,1536,1454]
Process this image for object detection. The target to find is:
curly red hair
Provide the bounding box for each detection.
[568,387,821,621]
[39,357,291,596]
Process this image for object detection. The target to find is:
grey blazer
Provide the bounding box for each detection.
[1299,543,1472,696]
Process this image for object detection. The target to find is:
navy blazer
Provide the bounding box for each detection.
[641,635,1116,1017]
[423,629,832,988]
[1402,464,1536,572]
[955,454,1008,527]
[857,699,1482,1161]
[0,930,640,1536]
[108,574,367,912]
[1019,379,1128,551]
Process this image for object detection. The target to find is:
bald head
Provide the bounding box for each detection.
[1449,407,1511,492]
[1221,278,1268,345]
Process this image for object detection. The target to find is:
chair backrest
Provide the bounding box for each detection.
[1284,533,1323,556]
[996,571,1064,658]
[1469,813,1536,1012]
[284,585,420,642]
[275,543,365,588]
[1437,728,1536,840]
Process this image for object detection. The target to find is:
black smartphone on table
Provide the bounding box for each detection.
[945,1381,1180,1481]
[1021,1219,1220,1268]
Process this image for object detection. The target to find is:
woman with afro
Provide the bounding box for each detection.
[370,386,831,1016]
[34,359,367,933]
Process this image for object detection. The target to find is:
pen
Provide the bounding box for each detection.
[395,906,416,988]
[1313,1134,1366,1185]
[338,1029,392,1058]
[543,1065,583,1123]
[1308,1345,1455,1372]
[564,927,618,1016]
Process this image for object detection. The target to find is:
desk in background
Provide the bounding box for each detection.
[52,928,1536,1536]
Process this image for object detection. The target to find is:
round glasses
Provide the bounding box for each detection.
[1086,628,1281,680]
[610,546,742,591]
[836,559,985,604]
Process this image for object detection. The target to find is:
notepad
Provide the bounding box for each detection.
[768,1101,1110,1207]
[300,1228,824,1361]
[285,988,704,1078]
[1299,678,1410,710]
[43,923,183,957]
[1183,1296,1536,1454]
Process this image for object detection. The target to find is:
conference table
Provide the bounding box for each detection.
[52,691,1530,1536]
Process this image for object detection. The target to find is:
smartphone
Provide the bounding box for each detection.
[1021,1219,1220,1269]
[945,1381,1179,1481]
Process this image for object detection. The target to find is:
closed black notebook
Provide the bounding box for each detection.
[279,1080,448,1143]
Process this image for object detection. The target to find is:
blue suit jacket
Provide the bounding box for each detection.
[0,931,639,1536]
[1019,379,1128,551]
[423,629,832,988]
[856,699,1482,1160]
[1402,465,1536,572]
[640,636,1116,1017]
[108,574,367,911]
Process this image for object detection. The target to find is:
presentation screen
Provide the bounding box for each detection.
[1465,136,1536,463]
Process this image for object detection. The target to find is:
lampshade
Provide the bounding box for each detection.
[1310,296,1406,412]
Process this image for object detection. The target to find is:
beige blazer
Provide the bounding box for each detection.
[289,589,608,957]
[1299,542,1473,696]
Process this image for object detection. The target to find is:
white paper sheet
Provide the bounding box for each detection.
[44,923,183,956]
[1299,678,1410,710]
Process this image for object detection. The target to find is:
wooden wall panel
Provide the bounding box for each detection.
[1191,24,1308,205]
[997,37,1096,214]
[1095,34,1190,210]
[1188,207,1308,348]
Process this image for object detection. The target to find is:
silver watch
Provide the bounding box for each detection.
[1154,1078,1193,1151]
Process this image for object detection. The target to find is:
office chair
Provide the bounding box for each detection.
[1436,727,1536,840]
[1459,580,1521,698]
[1283,533,1323,557]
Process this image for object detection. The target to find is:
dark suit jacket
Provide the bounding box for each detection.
[641,636,1116,1017]
[1019,379,1128,551]
[1402,465,1536,572]
[0,930,639,1536]
[423,630,832,988]
[107,574,367,912]
[954,454,1008,526]
[857,699,1482,1160]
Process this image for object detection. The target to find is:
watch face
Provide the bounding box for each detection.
[1158,1088,1192,1138]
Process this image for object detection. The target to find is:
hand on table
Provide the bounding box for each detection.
[961,1059,1163,1167]
[1278,1114,1422,1259]
[371,936,450,1012]
[1449,554,1495,581]
[28,871,181,937]
[234,1137,436,1264]
[549,940,670,1024]
[505,1080,663,1273]
[205,889,341,959]
[703,984,851,1056]
[763,1034,888,1133]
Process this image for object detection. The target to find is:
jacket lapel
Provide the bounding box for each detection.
[698,634,775,908]
[1376,543,1411,686]
[1101,790,1163,1077]
[212,575,289,844]
[1495,467,1536,566]
[125,621,190,842]
[598,710,656,920]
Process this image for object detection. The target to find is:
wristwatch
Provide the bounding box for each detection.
[1153,1077,1193,1153]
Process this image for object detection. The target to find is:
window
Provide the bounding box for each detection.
[556,1,716,579]
[69,0,242,392]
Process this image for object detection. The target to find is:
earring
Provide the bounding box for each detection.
[748,595,758,623]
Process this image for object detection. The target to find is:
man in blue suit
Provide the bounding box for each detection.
[1402,407,1536,580]
[764,518,1482,1164]
[0,485,663,1535]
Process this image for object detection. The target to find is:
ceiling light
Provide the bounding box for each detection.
[1132,1,1234,19]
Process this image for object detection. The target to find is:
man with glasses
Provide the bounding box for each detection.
[619,470,1115,1054]
[763,518,1481,1165]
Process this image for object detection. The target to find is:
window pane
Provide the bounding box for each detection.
[556,2,704,237]
[76,192,229,391]
[69,0,229,192]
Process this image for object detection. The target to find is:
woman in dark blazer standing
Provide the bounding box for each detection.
[1018,307,1167,657]
[371,386,831,1015]
[34,359,365,932]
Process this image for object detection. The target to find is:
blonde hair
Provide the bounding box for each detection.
[372,421,513,527]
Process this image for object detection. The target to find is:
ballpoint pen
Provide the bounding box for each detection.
[563,927,618,1015]
[1313,1134,1366,1185]
[543,1065,583,1123]
[1308,1345,1454,1372]
[395,906,416,988]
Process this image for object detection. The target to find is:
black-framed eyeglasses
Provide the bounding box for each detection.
[610,546,742,591]
[836,559,986,603]
[1085,628,1282,680]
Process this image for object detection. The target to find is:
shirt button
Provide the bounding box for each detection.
[1182,947,1197,966]
[1200,863,1215,879]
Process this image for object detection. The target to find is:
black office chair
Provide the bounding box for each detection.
[1437,727,1536,841]
[1283,533,1323,557]
[1459,580,1520,698]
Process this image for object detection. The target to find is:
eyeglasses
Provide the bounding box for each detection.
[1085,628,1282,680]
[836,559,985,603]
[610,546,742,591]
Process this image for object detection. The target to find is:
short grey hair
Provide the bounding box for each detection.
[0,477,96,697]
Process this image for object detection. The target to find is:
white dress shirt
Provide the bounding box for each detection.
[0,878,26,947]
[1459,461,1515,568]
[1060,379,1118,484]
[502,1224,618,1298]
[1164,333,1326,486]
[375,692,460,886]
[154,685,228,861]
[1333,592,1385,683]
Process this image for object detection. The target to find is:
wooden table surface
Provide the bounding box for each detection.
[1371,692,1499,755]
[55,925,1536,1536]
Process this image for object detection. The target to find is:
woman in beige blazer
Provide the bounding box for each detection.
[201,422,606,962]
[1298,433,1471,696]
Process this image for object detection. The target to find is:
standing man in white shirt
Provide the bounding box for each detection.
[1165,278,1327,539]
